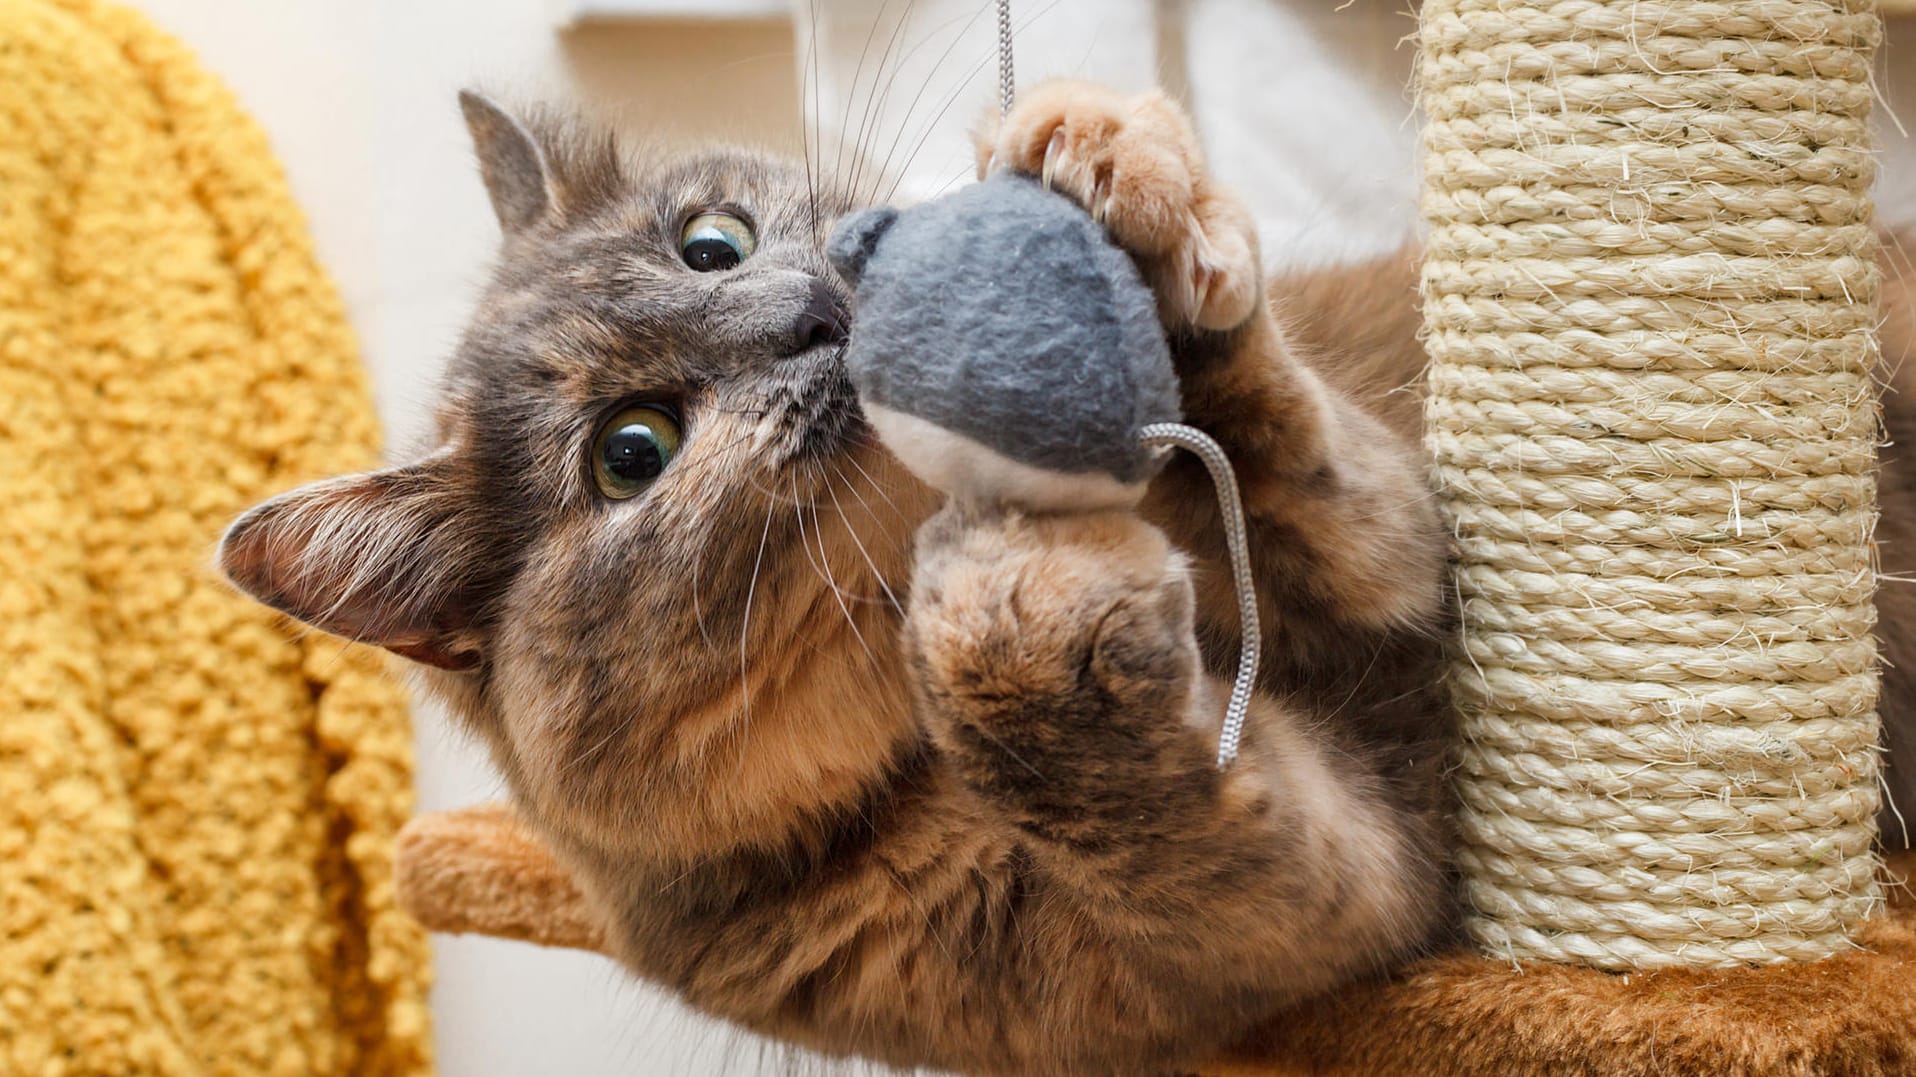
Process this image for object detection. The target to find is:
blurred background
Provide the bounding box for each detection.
[119,1,1916,1074]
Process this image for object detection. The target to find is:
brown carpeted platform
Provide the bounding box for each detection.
[396,805,1913,1076]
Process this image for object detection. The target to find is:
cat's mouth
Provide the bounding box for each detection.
[765,332,865,466]
[756,277,867,464]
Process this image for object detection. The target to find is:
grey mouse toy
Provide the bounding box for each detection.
[827,170,1180,511]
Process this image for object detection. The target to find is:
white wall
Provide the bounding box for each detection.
[128,3,1916,1075]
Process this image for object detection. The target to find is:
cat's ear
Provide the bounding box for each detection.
[219,455,487,671]
[460,90,552,234]
[827,206,899,287]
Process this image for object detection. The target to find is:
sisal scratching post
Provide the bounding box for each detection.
[1421,0,1886,969]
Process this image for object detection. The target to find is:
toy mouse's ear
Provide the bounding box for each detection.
[827,206,899,287]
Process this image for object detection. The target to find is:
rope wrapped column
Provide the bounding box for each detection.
[1420,0,1886,969]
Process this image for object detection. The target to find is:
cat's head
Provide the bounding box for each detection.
[221,95,933,860]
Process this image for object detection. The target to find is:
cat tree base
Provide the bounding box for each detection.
[393,806,1915,1077]
[1204,876,1915,1076]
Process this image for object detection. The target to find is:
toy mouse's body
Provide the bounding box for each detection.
[830,171,1179,510]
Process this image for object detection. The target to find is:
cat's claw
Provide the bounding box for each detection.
[1038,127,1114,229]
[1089,176,1112,226]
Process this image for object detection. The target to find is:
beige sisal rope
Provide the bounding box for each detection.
[1420,0,1886,969]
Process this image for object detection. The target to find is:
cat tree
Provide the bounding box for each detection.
[391,1,1915,1072]
[1424,0,1885,971]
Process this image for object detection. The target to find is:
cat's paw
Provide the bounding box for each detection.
[908,504,1195,713]
[975,80,1261,331]
[906,505,1206,828]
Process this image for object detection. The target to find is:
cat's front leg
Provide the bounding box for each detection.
[904,504,1444,1069]
[979,82,1446,674]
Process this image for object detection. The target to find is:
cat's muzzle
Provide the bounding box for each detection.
[784,276,852,358]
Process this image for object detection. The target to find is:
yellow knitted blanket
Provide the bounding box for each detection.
[0,1,433,1073]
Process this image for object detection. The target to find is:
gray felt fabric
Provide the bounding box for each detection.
[829,171,1179,485]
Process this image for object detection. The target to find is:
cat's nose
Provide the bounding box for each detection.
[784,277,851,356]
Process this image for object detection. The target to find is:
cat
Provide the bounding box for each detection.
[216,80,1915,1075]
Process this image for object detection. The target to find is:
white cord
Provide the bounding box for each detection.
[1141,423,1263,769]
[994,1,1261,768]
[996,0,1016,118]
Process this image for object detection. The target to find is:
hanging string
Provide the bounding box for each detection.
[1139,424,1263,768]
[992,0,1263,768]
[996,0,1016,118]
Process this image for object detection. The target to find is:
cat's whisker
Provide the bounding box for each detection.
[792,472,880,667]
[695,409,782,459]
[802,459,889,607]
[1337,487,1441,524]
[873,4,1027,205]
[804,0,824,237]
[827,471,906,618]
[736,491,778,726]
[700,410,829,510]
[880,860,957,965]
[917,166,972,203]
[1314,635,1393,732]
[788,471,840,595]
[830,0,892,209]
[875,56,989,206]
[879,0,1068,206]
[860,1,994,207]
[688,522,717,648]
[738,464,819,509]
[807,48,824,241]
[564,711,632,776]
[838,447,912,528]
[965,720,1047,783]
[844,0,920,210]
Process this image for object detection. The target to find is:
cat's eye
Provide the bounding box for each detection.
[680,212,756,272]
[591,405,682,500]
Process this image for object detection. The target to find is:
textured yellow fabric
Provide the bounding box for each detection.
[0,1,433,1073]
